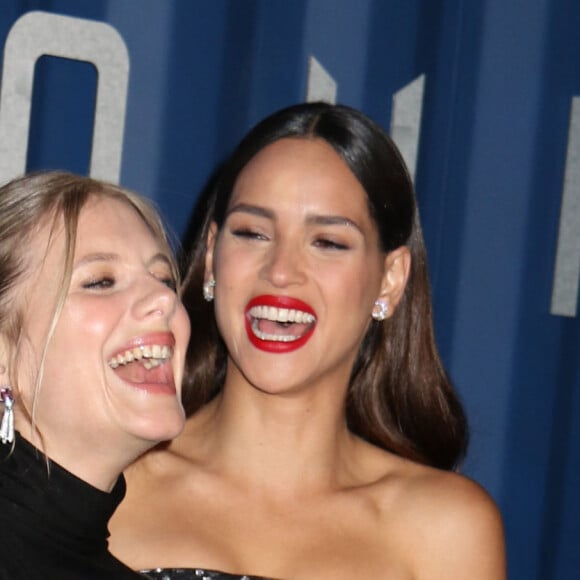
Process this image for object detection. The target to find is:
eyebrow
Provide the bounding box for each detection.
[226,203,364,234]
[305,214,363,234]
[74,252,173,269]
[74,252,118,268]
[226,203,274,220]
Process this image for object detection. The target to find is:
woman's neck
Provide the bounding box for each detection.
[174,378,364,496]
[15,423,146,492]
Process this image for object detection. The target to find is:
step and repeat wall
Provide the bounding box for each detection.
[1,1,579,578]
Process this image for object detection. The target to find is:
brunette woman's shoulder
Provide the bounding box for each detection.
[376,456,506,580]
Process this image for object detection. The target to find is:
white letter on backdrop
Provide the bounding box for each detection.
[0,10,129,184]
[551,96,580,317]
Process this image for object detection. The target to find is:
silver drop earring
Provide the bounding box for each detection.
[372,300,388,321]
[0,386,14,445]
[203,278,216,302]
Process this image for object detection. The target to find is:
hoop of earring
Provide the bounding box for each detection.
[203,278,216,302]
[372,300,388,321]
[0,386,15,445]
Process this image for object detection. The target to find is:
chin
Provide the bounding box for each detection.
[125,408,186,445]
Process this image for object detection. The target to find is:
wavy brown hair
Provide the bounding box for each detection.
[182,102,467,470]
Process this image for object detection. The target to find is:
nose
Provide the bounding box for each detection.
[260,238,307,288]
[133,276,178,320]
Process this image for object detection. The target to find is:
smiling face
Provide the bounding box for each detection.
[13,196,190,487]
[206,137,409,397]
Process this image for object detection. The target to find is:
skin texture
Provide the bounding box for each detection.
[2,197,190,492]
[109,139,506,578]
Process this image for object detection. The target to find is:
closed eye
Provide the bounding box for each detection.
[82,276,115,290]
[158,276,177,292]
[231,228,269,241]
[313,238,350,250]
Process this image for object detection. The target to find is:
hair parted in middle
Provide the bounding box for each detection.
[181,101,468,471]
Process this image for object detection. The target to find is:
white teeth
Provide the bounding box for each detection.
[251,319,301,342]
[247,304,316,343]
[248,305,316,324]
[107,344,172,368]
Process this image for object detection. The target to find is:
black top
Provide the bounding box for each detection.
[0,432,143,580]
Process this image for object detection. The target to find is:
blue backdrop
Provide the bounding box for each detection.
[1,1,578,578]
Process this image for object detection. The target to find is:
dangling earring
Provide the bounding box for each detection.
[203,278,216,302]
[0,385,14,445]
[372,300,388,321]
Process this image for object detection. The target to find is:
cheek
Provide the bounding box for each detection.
[320,260,379,300]
[14,341,41,409]
[214,247,255,300]
[174,303,191,346]
[47,302,115,364]
[318,262,383,334]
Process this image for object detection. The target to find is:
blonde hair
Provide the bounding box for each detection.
[0,171,179,434]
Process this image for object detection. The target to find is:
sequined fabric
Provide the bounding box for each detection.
[142,568,275,580]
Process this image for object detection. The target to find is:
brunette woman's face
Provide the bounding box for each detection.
[15,196,190,468]
[206,137,409,397]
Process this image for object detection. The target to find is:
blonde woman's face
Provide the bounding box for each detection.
[15,197,190,484]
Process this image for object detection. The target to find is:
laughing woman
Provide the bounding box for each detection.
[0,172,190,579]
[110,103,506,579]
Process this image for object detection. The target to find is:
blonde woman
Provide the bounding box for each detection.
[0,172,190,579]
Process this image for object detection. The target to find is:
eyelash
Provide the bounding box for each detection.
[231,228,268,241]
[81,275,176,292]
[231,228,350,252]
[82,276,115,290]
[313,238,350,251]
[159,276,177,292]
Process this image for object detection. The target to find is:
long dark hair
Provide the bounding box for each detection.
[182,102,468,470]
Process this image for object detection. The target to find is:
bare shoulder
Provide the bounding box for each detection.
[373,457,506,580]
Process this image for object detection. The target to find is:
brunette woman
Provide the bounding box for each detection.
[111,103,506,579]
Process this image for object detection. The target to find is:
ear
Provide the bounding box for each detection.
[377,246,411,318]
[204,222,218,283]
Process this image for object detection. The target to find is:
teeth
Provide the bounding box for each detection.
[107,344,172,368]
[248,305,316,324]
[251,319,302,342]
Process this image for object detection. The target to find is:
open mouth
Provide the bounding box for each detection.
[107,344,175,391]
[248,305,316,342]
[245,295,317,353]
[108,344,172,369]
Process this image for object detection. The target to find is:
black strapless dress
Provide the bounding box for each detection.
[142,568,277,579]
